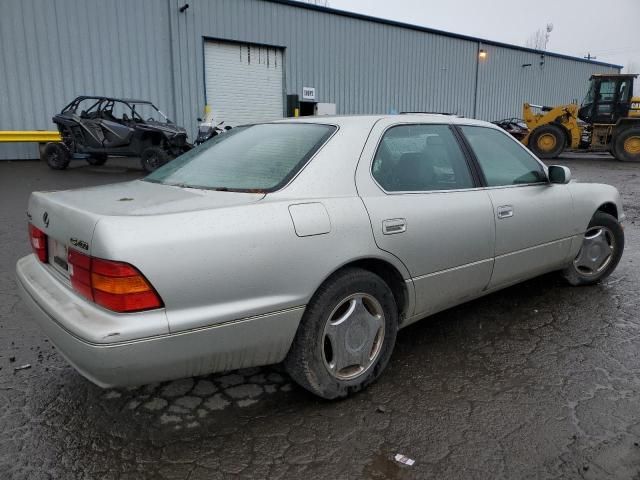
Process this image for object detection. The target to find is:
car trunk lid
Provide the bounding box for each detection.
[27,181,265,279]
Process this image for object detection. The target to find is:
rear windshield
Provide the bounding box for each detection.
[144,123,336,192]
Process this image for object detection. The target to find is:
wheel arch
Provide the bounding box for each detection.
[316,257,412,323]
[139,131,164,147]
[596,202,618,220]
[614,118,640,132]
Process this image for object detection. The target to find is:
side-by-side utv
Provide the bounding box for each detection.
[43,96,190,172]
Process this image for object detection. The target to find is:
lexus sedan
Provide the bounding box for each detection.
[16,114,625,399]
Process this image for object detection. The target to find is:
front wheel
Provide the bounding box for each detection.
[562,211,624,286]
[529,124,566,159]
[140,146,170,173]
[284,268,398,399]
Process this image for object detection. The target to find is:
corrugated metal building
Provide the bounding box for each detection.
[0,0,621,160]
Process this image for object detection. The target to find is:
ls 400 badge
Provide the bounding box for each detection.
[70,238,89,250]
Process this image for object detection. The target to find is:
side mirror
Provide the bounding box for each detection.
[197,117,202,122]
[548,165,571,184]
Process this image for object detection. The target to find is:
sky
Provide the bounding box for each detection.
[328,0,640,72]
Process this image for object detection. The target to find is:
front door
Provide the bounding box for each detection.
[356,121,495,320]
[459,125,574,288]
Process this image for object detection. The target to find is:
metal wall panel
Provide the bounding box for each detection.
[0,0,174,160]
[1,0,621,160]
[169,0,479,137]
[476,44,619,121]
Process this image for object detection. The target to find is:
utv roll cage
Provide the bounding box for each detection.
[61,96,172,124]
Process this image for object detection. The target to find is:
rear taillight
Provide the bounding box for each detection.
[29,223,48,262]
[68,249,163,313]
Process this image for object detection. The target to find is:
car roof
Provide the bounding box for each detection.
[273,113,494,128]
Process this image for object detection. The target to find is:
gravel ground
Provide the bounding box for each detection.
[0,154,639,479]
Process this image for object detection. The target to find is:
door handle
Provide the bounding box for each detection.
[496,205,514,219]
[382,218,407,235]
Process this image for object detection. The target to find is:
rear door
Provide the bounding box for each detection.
[458,125,573,288]
[356,120,495,320]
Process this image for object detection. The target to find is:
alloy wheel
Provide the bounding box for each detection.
[573,226,616,276]
[322,293,385,380]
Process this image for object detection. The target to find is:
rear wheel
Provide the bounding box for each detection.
[42,142,70,170]
[140,146,170,173]
[613,127,640,162]
[86,154,107,166]
[529,124,566,159]
[284,268,398,399]
[562,211,624,286]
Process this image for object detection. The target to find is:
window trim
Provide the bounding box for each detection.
[368,122,483,195]
[455,124,550,189]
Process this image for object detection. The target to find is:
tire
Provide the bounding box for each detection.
[42,142,70,170]
[140,146,170,173]
[86,154,107,166]
[612,126,640,162]
[284,268,398,399]
[562,211,624,286]
[529,124,566,159]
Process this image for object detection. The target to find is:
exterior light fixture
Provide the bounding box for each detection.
[478,49,487,59]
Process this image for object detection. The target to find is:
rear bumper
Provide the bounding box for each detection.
[16,255,303,387]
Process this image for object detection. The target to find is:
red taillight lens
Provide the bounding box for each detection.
[68,250,163,313]
[29,224,48,262]
[68,249,92,301]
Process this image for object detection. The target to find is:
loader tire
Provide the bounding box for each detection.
[529,124,566,159]
[613,127,640,162]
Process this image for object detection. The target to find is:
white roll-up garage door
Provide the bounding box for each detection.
[204,40,284,126]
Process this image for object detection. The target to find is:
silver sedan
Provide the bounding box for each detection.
[16,114,625,399]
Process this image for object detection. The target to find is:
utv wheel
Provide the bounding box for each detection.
[42,142,70,170]
[613,127,640,162]
[284,268,398,399]
[562,211,624,286]
[86,154,107,166]
[140,146,170,173]
[529,124,566,159]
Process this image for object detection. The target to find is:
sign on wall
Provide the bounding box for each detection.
[302,87,316,101]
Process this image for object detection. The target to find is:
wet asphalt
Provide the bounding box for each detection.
[0,154,639,479]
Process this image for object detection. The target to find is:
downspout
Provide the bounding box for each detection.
[167,0,178,122]
[473,42,481,119]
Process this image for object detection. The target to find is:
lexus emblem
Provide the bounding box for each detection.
[43,212,49,228]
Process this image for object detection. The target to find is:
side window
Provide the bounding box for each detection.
[372,124,474,192]
[460,126,547,187]
[598,80,616,102]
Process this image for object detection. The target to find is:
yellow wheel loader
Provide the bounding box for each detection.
[519,74,640,161]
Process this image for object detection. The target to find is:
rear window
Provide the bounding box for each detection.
[145,123,336,192]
